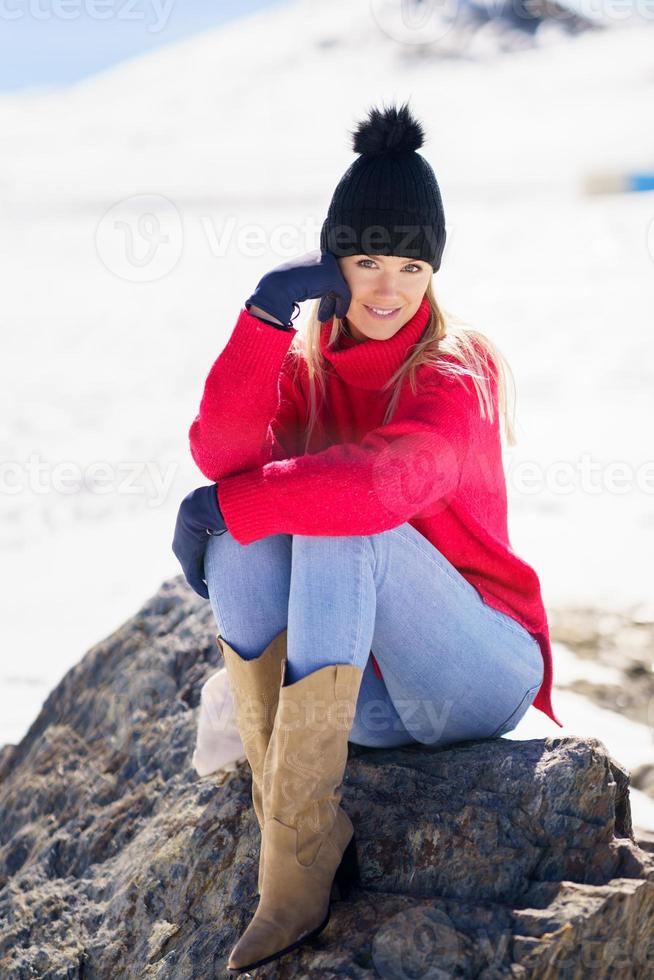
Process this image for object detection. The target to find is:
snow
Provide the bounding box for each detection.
[2,1,653,828]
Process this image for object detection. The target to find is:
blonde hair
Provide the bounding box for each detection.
[284,276,518,455]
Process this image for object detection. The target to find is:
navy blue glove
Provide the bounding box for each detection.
[172,484,227,599]
[245,249,352,328]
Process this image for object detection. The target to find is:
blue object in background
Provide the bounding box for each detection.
[0,0,290,92]
[583,169,654,195]
[628,173,654,193]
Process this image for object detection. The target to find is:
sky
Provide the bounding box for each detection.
[0,0,289,91]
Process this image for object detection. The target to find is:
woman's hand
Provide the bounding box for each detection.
[245,249,351,328]
[172,484,227,599]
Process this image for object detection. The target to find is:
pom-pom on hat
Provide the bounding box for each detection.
[320,101,446,271]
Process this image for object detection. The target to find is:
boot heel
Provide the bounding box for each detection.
[331,834,359,901]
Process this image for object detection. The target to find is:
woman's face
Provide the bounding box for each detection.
[336,254,432,342]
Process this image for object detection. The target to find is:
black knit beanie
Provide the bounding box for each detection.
[319,101,446,272]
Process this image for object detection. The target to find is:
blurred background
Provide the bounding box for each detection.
[1,0,653,826]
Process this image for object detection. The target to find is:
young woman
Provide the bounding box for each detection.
[172,101,562,974]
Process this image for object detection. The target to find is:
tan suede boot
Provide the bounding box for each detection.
[216,629,287,897]
[226,659,364,974]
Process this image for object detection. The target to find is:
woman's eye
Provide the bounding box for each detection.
[356,259,421,272]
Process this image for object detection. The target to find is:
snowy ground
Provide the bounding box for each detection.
[1,1,653,822]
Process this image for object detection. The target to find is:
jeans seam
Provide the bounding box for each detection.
[387,525,486,605]
[482,602,537,645]
[490,681,541,738]
[352,537,366,670]
[389,526,534,646]
[204,538,232,646]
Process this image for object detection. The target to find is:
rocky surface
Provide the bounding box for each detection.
[1,578,653,978]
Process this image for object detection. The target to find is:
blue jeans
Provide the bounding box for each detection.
[204,522,544,749]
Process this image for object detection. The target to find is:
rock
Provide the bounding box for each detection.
[1,577,653,978]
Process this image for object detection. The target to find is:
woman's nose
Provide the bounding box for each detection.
[373,273,401,299]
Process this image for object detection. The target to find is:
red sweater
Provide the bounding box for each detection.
[189,297,562,728]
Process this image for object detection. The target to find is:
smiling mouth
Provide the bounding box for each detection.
[364,305,402,318]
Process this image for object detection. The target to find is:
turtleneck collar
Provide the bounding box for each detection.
[319,296,432,391]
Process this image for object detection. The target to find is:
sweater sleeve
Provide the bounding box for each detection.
[217,373,475,544]
[265,357,309,462]
[187,307,298,481]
